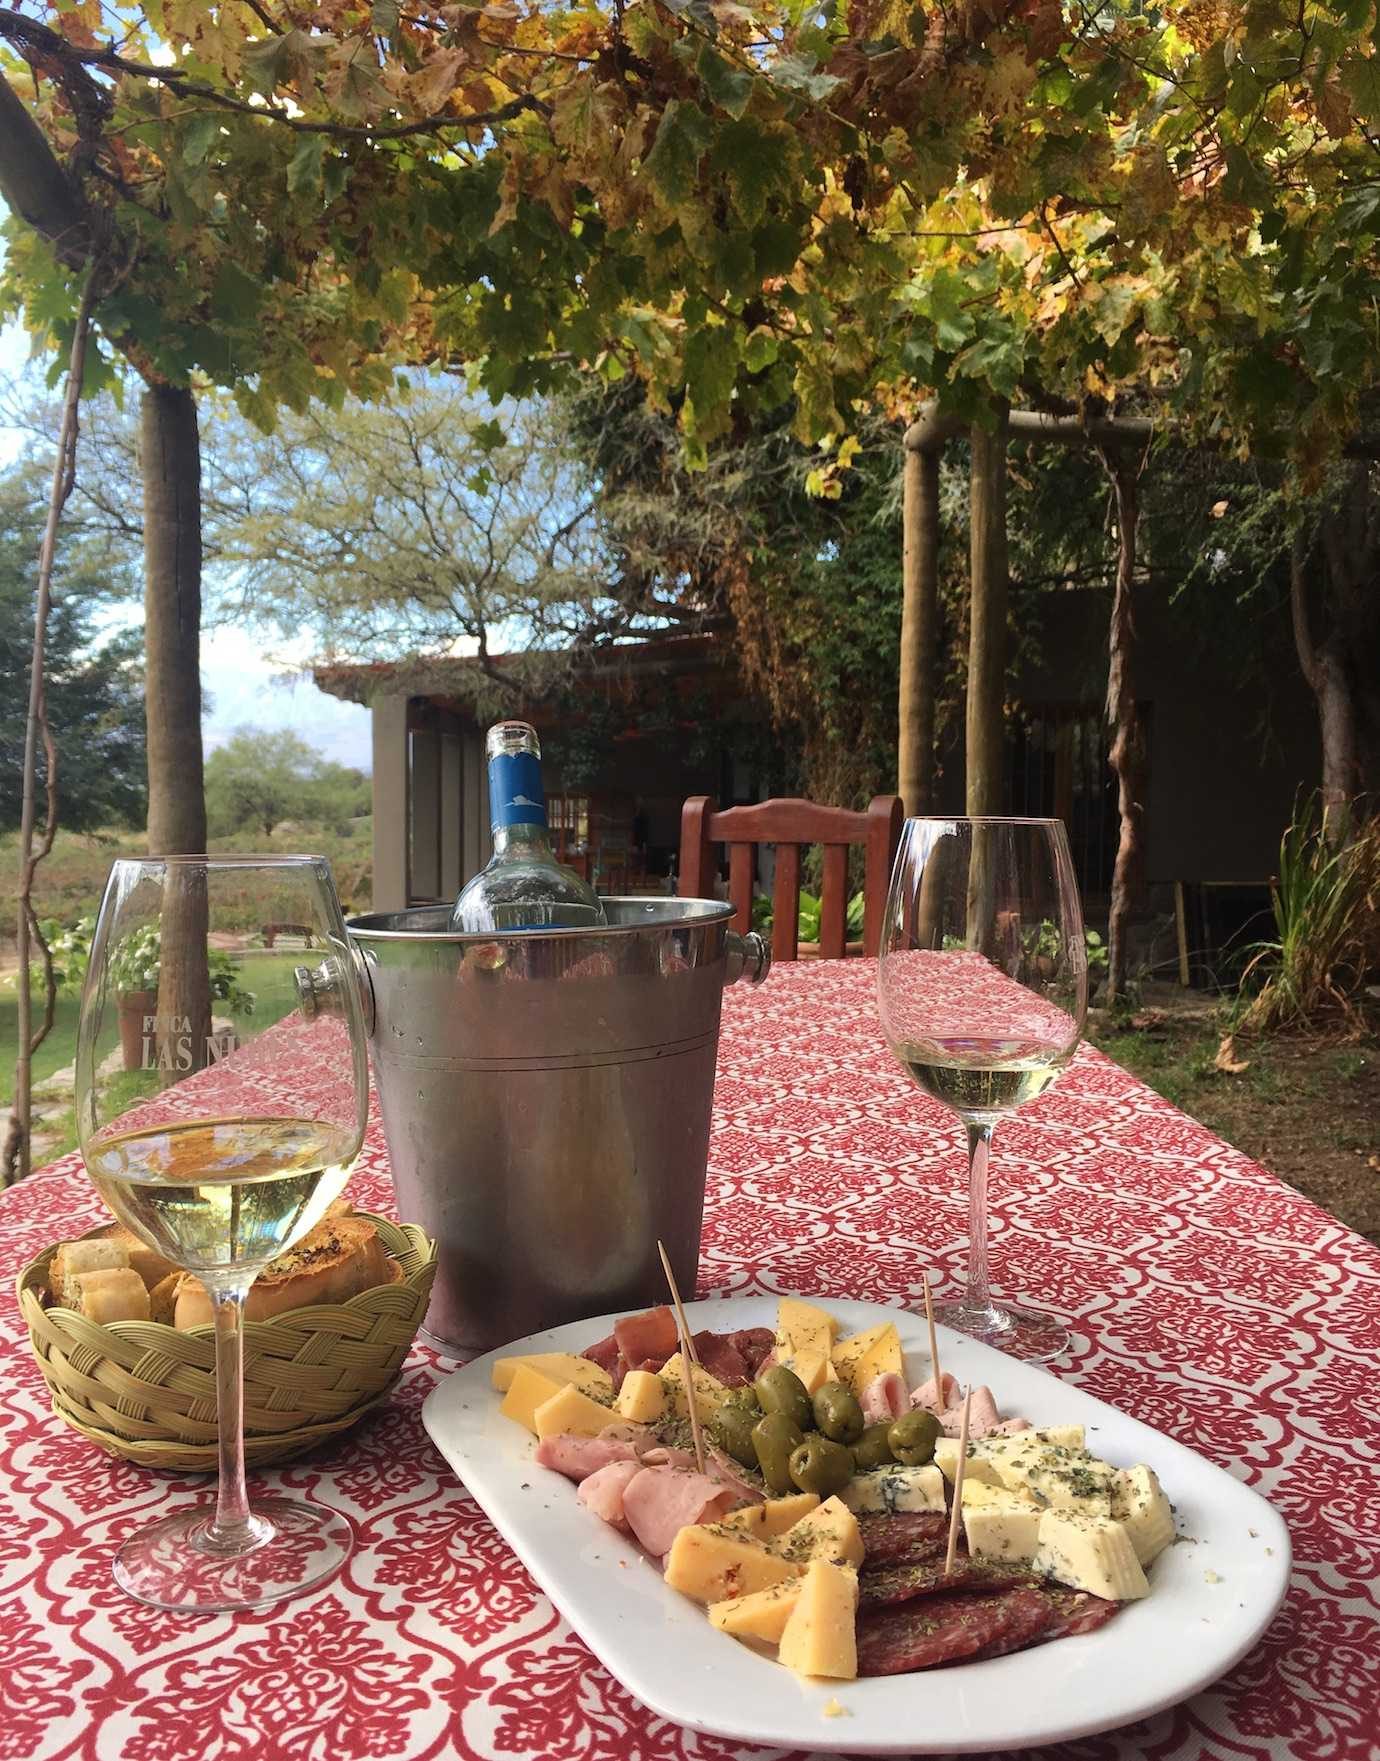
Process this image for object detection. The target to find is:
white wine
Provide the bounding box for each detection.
[896,1038,1067,1117]
[86,1115,358,1275]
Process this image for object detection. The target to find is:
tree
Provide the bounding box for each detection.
[204,728,368,839]
[0,463,146,835]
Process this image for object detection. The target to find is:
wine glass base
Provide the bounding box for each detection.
[934,1298,1070,1363]
[113,1497,354,1613]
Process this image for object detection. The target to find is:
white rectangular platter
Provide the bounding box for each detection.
[422,1296,1290,1754]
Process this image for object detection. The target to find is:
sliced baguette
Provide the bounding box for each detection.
[98,1224,179,1292]
[50,1238,129,1305]
[71,1267,150,1323]
[173,1215,397,1328]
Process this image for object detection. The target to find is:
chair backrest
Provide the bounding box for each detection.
[678,795,904,963]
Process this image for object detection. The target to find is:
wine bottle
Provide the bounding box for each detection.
[450,722,607,932]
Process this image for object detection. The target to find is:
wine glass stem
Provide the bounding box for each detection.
[964,1120,995,1313]
[207,1279,257,1550]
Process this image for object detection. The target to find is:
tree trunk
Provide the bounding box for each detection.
[1102,458,1146,1007]
[1293,466,1380,840]
[899,446,941,814]
[966,411,1009,816]
[142,384,211,1067]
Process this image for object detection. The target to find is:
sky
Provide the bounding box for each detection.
[0,304,375,773]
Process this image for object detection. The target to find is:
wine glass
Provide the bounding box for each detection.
[877,818,1088,1360]
[75,855,371,1612]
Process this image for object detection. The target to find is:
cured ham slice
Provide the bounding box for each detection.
[577,1460,644,1529]
[860,1372,909,1426]
[728,1327,775,1375]
[622,1467,738,1558]
[535,1435,640,1482]
[613,1306,679,1367]
[911,1372,960,1414]
[690,1330,751,1387]
[582,1334,622,1374]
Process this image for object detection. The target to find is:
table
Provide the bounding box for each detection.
[2,960,1377,1761]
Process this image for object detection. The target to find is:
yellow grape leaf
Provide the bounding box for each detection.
[1213,1035,1250,1075]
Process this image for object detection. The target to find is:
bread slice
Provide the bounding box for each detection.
[173,1215,395,1328]
[50,1238,129,1305]
[149,1270,182,1325]
[98,1224,179,1291]
[71,1267,150,1323]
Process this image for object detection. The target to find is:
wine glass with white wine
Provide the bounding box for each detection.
[878,818,1088,1360]
[75,855,370,1611]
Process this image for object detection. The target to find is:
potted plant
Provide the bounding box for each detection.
[109,928,255,1070]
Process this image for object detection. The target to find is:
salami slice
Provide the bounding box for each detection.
[1043,1588,1120,1638]
[857,1511,949,1566]
[859,1557,1038,1608]
[966,1587,1062,1659]
[857,1590,1034,1675]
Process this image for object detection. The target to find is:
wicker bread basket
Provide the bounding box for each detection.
[17,1212,436,1472]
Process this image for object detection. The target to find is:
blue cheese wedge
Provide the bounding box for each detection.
[1110,1465,1175,1566]
[1032,1510,1150,1600]
[1016,1455,1116,1514]
[840,1465,946,1514]
[962,1486,1043,1564]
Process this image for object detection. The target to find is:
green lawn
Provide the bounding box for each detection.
[0,990,81,1107]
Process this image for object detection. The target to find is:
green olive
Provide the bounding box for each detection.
[812,1381,865,1445]
[711,1403,760,1468]
[887,1408,941,1466]
[751,1412,805,1494]
[788,1435,855,1498]
[754,1365,813,1433]
[852,1421,896,1471]
[722,1386,762,1417]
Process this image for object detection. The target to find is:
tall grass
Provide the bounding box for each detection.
[1236,799,1379,1034]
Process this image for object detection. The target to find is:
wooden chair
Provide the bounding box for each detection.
[678,795,904,963]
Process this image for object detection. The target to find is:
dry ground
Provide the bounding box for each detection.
[1090,985,1379,1246]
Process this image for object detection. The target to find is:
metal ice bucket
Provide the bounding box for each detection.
[346,899,770,1353]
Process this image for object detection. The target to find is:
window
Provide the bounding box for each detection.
[547,794,590,862]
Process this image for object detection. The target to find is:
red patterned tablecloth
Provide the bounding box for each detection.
[2,960,1378,1761]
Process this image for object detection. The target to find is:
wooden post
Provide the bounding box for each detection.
[411,724,441,902]
[966,408,1010,816]
[899,447,941,814]
[440,726,462,901]
[371,696,410,912]
[1102,454,1146,1006]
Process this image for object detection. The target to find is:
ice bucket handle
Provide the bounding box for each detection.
[294,946,377,1035]
[724,929,771,986]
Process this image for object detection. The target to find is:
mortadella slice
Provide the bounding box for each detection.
[577,1459,644,1530]
[911,1371,960,1414]
[860,1371,910,1425]
[622,1466,738,1558]
[938,1384,1002,1438]
[535,1434,640,1482]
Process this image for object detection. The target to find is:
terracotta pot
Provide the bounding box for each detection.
[116,989,159,1072]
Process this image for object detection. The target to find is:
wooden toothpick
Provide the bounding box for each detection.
[923,1277,941,1400]
[943,1388,973,1579]
[658,1239,706,1476]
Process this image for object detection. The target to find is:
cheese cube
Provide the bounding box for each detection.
[659,1353,731,1424]
[1111,1465,1175,1567]
[963,1491,1043,1565]
[772,1496,864,1568]
[777,1349,832,1396]
[532,1382,617,1441]
[831,1322,904,1396]
[777,1560,859,1680]
[1032,1510,1150,1600]
[1039,1425,1085,1449]
[707,1578,804,1643]
[775,1297,836,1359]
[490,1352,612,1399]
[720,1494,820,1540]
[664,1524,804,1604]
[1015,1456,1116,1514]
[934,1439,1007,1488]
[962,1478,1039,1508]
[841,1465,945,1515]
[499,1364,568,1434]
[615,1369,666,1424]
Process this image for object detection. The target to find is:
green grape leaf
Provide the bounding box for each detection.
[697,44,754,119]
[644,100,712,207]
[181,112,222,166]
[287,133,325,194]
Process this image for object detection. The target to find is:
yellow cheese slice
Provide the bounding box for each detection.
[490,1352,612,1398]
[660,1352,731,1424]
[720,1494,820,1541]
[772,1496,864,1569]
[708,1578,804,1643]
[777,1559,859,1680]
[665,1524,805,1604]
[778,1349,833,1396]
[615,1368,666,1424]
[499,1363,568,1434]
[775,1297,837,1359]
[831,1322,904,1396]
[532,1382,617,1441]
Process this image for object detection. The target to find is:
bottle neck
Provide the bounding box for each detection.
[490,820,552,859]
